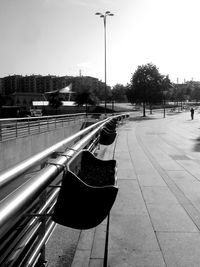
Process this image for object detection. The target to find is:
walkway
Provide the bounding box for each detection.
[72,110,200,266]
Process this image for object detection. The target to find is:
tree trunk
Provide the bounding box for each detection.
[143,102,146,117]
[150,104,153,114]
[86,103,88,116]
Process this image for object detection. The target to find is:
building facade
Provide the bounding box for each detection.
[1,75,72,108]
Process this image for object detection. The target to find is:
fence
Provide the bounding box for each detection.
[0,113,128,266]
[0,113,89,142]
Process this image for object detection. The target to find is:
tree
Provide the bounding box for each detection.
[191,84,200,103]
[129,63,167,116]
[71,76,111,101]
[48,92,63,114]
[112,84,128,102]
[74,89,99,114]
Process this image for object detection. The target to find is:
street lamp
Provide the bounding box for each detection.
[95,11,114,116]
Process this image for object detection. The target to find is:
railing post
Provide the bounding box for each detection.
[16,120,18,138]
[47,117,49,131]
[38,118,40,133]
[28,118,30,135]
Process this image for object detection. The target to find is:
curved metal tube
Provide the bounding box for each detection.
[0,118,110,189]
[0,120,110,238]
[0,113,128,264]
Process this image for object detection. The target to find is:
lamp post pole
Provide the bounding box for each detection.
[104,15,107,116]
[95,11,114,117]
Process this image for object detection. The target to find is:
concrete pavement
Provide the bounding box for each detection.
[71,110,200,266]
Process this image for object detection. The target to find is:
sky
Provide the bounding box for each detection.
[1,0,200,87]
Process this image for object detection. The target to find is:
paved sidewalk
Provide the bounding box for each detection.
[72,111,200,267]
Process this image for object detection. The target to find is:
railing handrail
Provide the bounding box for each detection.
[0,117,110,189]
[0,113,107,142]
[0,113,88,142]
[0,120,107,233]
[0,113,86,122]
[0,113,129,266]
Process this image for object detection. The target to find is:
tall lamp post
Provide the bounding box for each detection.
[95,11,114,116]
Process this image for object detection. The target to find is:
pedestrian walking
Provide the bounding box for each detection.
[190,108,194,120]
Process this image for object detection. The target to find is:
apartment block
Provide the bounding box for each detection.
[1,75,72,95]
[3,75,22,95]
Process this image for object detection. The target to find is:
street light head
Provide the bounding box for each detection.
[100,15,104,18]
[105,11,111,14]
[109,13,114,16]
[95,12,102,16]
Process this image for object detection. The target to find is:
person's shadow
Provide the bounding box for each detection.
[192,137,200,152]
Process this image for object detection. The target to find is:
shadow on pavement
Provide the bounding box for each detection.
[192,137,200,152]
[129,116,158,122]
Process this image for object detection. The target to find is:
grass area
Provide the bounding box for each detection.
[102,102,134,112]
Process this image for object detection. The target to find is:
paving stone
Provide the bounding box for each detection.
[89,259,104,267]
[108,250,166,267]
[157,232,200,267]
[71,250,91,267]
[141,186,179,204]
[113,180,148,216]
[109,214,160,253]
[147,203,199,232]
[137,174,166,187]
[77,229,95,250]
[177,160,200,180]
[166,170,197,183]
[91,223,107,259]
[117,168,137,180]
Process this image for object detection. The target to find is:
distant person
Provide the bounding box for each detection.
[190,108,194,120]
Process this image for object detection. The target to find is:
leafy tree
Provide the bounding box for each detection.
[48,92,63,114]
[191,84,200,102]
[74,89,99,114]
[129,63,169,116]
[112,84,128,102]
[72,76,111,101]
[169,84,189,108]
[126,83,135,104]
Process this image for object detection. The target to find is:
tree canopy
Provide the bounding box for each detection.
[74,90,98,106]
[112,84,128,102]
[48,92,63,110]
[74,88,99,114]
[129,63,171,116]
[71,76,112,101]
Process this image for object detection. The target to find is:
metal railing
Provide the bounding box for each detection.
[0,113,89,142]
[0,113,128,266]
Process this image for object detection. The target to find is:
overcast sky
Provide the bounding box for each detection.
[1,0,200,86]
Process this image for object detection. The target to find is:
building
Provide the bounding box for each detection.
[3,75,22,95]
[20,75,40,93]
[0,78,3,94]
[0,75,72,108]
[1,75,72,94]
